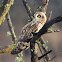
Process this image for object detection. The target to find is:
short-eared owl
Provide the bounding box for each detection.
[11,12,47,54]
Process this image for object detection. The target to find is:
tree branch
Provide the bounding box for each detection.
[6,12,17,43]
[23,0,32,20]
[0,0,14,25]
[38,50,52,60]
[30,43,38,62]
[47,11,52,21]
[0,44,15,54]
[40,0,49,14]
[30,16,62,43]
[47,29,60,33]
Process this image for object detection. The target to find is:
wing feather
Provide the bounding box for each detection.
[18,21,38,41]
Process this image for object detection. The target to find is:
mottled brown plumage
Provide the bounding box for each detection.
[11,12,47,54]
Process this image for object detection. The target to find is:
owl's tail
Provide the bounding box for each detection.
[11,42,30,54]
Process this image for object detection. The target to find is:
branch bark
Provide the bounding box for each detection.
[41,0,49,14]
[0,44,15,54]
[23,0,32,20]
[38,50,52,60]
[6,12,17,43]
[0,0,14,25]
[30,43,38,62]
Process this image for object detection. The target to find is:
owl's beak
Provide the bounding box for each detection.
[33,18,39,21]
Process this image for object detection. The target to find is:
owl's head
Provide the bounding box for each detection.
[33,12,47,24]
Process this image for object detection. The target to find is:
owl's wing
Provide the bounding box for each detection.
[18,21,38,42]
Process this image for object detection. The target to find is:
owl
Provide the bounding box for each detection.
[11,12,47,54]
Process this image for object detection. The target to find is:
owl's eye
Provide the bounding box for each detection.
[37,14,41,18]
[42,16,44,19]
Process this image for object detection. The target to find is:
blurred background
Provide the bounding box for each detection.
[0,0,62,62]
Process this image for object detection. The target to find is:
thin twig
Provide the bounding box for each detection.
[40,0,49,14]
[23,0,32,20]
[47,29,61,33]
[47,11,52,21]
[38,50,52,60]
[6,12,17,43]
